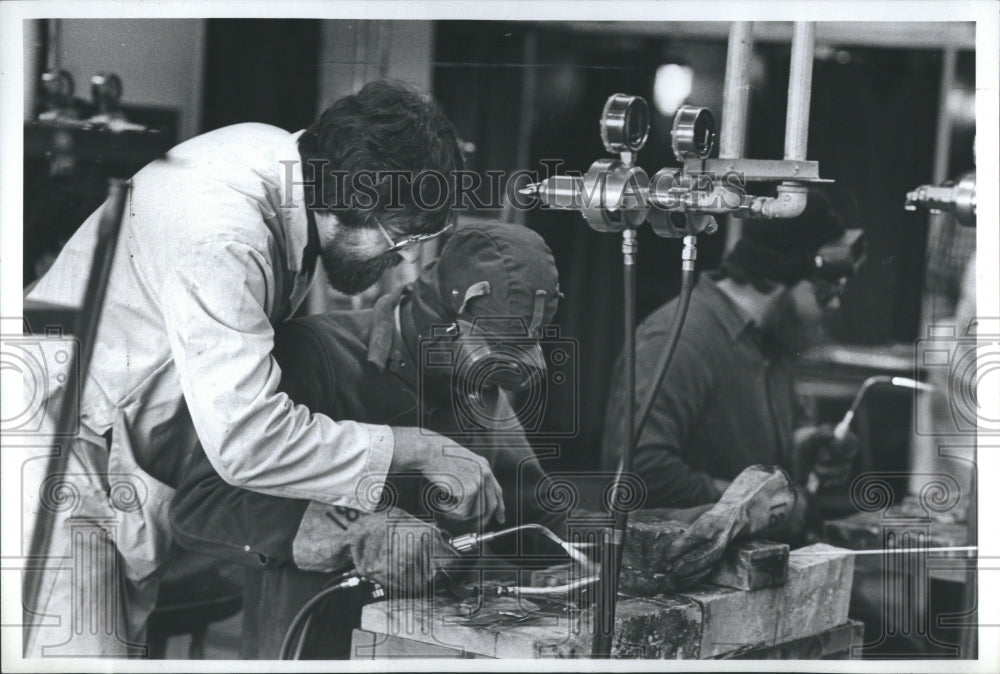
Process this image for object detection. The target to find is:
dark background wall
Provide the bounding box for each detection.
[201,19,320,133]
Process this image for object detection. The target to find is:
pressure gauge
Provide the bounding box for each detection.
[671,105,716,160]
[600,94,650,154]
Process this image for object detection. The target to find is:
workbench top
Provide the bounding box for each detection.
[356,542,856,659]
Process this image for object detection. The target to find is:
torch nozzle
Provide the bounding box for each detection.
[833,375,935,441]
[448,523,590,567]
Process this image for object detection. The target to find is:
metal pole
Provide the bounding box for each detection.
[784,22,815,161]
[720,22,754,254]
[23,179,129,637]
[719,22,754,160]
[592,228,638,657]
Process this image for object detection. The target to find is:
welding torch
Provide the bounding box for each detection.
[449,523,592,568]
[834,375,935,442]
[804,375,934,496]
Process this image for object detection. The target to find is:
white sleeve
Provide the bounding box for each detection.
[160,237,393,510]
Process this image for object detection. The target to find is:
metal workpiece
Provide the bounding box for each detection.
[785,22,816,161]
[905,171,977,227]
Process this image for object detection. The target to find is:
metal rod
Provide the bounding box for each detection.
[23,179,129,643]
[784,22,815,160]
[720,22,755,160]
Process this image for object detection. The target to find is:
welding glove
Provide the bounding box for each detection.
[292,502,462,595]
[663,465,806,585]
[795,424,860,494]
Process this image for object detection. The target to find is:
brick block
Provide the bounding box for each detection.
[773,542,854,643]
[610,595,703,659]
[678,543,853,657]
[683,582,784,657]
[708,540,789,590]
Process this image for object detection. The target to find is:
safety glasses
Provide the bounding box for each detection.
[374,216,454,261]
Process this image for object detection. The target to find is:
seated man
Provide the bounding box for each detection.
[602,188,866,510]
[170,222,567,658]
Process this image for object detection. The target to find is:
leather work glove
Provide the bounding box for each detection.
[795,424,860,494]
[663,465,805,585]
[292,502,463,595]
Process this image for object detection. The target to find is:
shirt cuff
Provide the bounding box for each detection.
[354,423,394,511]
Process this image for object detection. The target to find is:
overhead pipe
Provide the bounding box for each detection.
[719,22,755,161]
[784,21,815,161]
[745,21,816,220]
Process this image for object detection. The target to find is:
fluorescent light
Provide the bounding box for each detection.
[653,63,693,116]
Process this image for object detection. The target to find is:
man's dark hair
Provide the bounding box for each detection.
[298,79,463,235]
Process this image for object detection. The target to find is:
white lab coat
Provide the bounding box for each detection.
[21,123,393,656]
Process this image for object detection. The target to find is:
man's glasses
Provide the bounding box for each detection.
[373,215,454,260]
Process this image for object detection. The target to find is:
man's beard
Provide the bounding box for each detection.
[761,290,827,358]
[319,243,400,295]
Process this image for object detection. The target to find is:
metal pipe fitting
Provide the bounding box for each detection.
[784,22,815,160]
[745,181,809,219]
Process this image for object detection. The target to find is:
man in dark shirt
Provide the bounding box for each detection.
[170,221,568,658]
[602,190,864,509]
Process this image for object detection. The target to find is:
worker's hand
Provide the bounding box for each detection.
[292,501,462,595]
[664,465,801,584]
[795,424,859,493]
[391,427,505,528]
[350,507,463,595]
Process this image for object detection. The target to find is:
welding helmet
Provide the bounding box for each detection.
[406,221,560,394]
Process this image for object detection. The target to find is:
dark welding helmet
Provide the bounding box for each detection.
[408,221,561,394]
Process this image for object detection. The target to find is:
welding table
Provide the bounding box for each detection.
[350,542,861,660]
